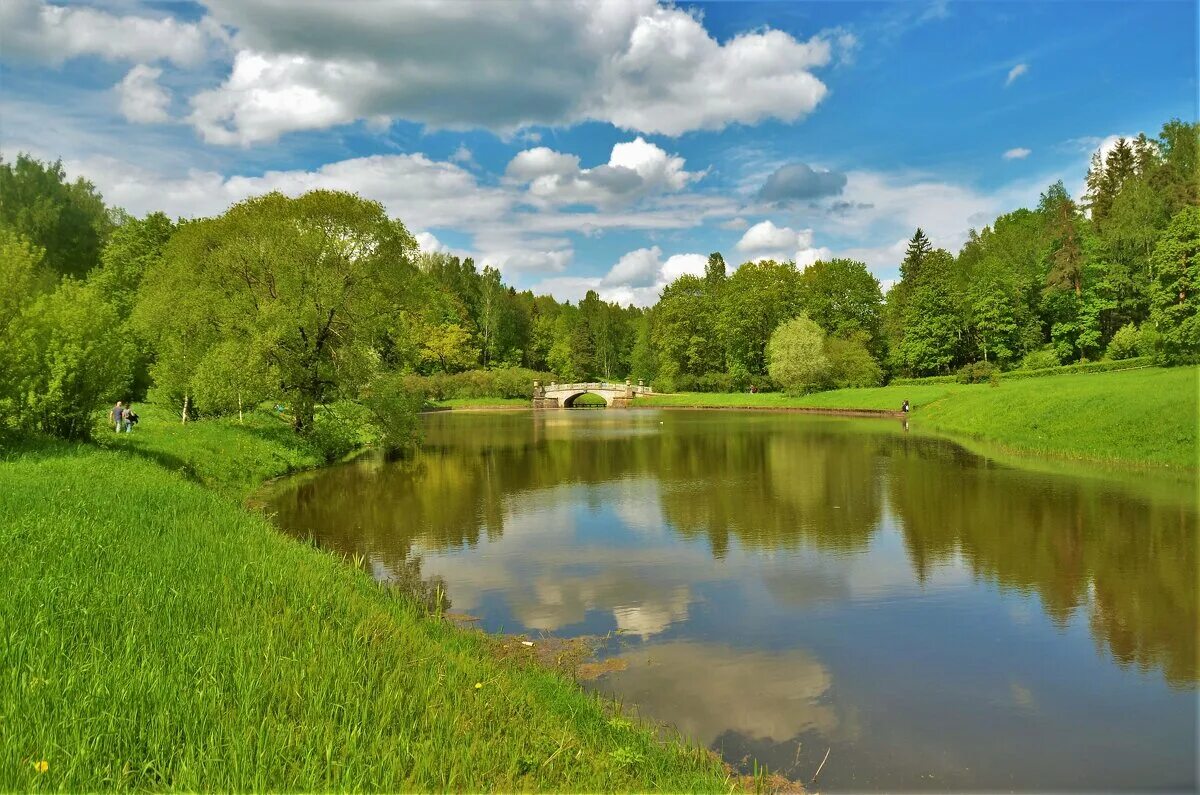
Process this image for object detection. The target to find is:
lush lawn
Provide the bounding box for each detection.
[639,383,967,411]
[914,366,1198,469]
[0,421,734,791]
[642,366,1198,469]
[427,397,531,410]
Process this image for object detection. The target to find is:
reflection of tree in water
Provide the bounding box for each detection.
[267,411,1197,687]
[656,427,886,556]
[887,436,1198,687]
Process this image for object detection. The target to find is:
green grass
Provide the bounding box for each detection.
[427,397,531,409]
[914,366,1198,469]
[640,382,966,411]
[0,418,734,791]
[642,366,1198,469]
[96,404,324,500]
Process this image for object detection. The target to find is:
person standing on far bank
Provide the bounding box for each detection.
[111,401,124,432]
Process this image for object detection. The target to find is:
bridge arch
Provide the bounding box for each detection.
[561,390,609,408]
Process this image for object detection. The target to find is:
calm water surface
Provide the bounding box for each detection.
[262,410,1198,792]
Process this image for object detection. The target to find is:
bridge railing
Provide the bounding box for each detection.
[541,382,654,394]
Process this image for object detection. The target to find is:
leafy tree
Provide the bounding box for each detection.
[1148,206,1200,363]
[797,257,884,355]
[766,314,829,393]
[894,250,960,375]
[0,230,53,424]
[718,259,803,375]
[1105,323,1141,360]
[653,275,722,383]
[1042,182,1085,297]
[0,153,112,279]
[420,322,476,373]
[15,279,133,438]
[900,228,933,282]
[137,190,419,432]
[704,252,727,290]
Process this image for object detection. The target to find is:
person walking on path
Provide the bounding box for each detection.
[111,401,124,432]
[901,399,910,413]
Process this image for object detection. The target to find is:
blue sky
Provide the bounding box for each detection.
[1,0,1195,303]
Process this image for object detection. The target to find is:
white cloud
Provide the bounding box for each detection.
[449,144,475,166]
[735,220,827,265]
[414,231,447,253]
[1003,147,1031,160]
[535,246,709,306]
[506,136,701,208]
[0,0,219,66]
[188,0,835,144]
[115,65,171,124]
[1005,63,1028,87]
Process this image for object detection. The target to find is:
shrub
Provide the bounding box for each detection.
[826,333,883,388]
[1106,323,1141,361]
[1020,347,1061,370]
[956,361,1000,384]
[361,376,423,452]
[305,402,378,462]
[1137,325,1162,358]
[14,279,134,439]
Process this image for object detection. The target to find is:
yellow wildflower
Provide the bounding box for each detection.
[34,760,48,774]
[474,682,483,689]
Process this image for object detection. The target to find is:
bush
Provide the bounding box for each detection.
[1106,323,1141,361]
[361,375,423,452]
[1137,325,1162,358]
[305,402,378,462]
[826,333,883,388]
[1020,347,1061,370]
[401,368,556,402]
[956,361,1000,384]
[13,279,134,439]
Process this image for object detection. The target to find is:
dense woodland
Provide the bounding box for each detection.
[0,118,1195,447]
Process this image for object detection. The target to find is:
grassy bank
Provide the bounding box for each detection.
[427,396,531,410]
[0,414,734,791]
[641,366,1198,469]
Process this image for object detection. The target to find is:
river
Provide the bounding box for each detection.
[261,409,1197,792]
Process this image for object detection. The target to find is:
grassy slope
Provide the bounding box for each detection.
[641,367,1198,469]
[0,414,732,791]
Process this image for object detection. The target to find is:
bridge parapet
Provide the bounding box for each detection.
[533,379,654,409]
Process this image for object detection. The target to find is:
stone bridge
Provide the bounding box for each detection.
[533,380,654,408]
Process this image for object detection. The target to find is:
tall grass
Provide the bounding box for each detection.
[1,423,734,790]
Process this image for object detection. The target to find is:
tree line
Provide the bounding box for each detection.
[0,118,1195,444]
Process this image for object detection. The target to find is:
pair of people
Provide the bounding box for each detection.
[111,401,138,433]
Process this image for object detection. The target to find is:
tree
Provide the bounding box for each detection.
[137,190,419,432]
[1041,182,1085,297]
[477,265,506,367]
[718,259,803,375]
[1148,206,1200,363]
[767,314,829,393]
[797,257,884,353]
[900,228,933,282]
[0,153,112,279]
[15,279,134,438]
[420,322,476,373]
[704,252,727,290]
[0,230,53,425]
[894,250,961,375]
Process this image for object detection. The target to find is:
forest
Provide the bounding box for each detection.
[0,118,1196,450]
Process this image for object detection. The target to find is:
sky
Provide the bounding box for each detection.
[1,0,1196,304]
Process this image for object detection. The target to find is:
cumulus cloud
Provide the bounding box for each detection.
[506,137,701,208]
[735,220,830,265]
[1003,147,1031,160]
[115,65,171,124]
[758,162,847,203]
[187,0,834,144]
[1005,63,1028,87]
[534,246,709,306]
[0,0,219,66]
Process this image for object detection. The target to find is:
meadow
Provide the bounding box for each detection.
[0,414,736,792]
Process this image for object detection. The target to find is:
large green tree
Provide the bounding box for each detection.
[0,154,112,279]
[1148,206,1200,363]
[137,190,419,431]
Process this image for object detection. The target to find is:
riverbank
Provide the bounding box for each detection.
[0,409,737,791]
[639,366,1198,469]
